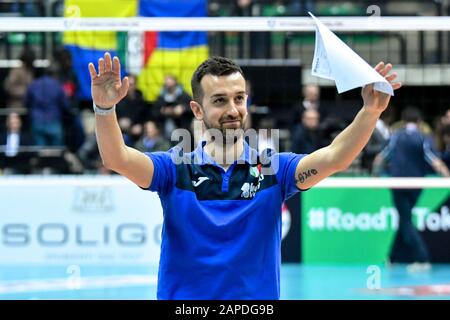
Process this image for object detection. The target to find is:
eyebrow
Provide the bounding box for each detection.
[210,91,246,99]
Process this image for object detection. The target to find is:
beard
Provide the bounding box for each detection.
[203,115,246,145]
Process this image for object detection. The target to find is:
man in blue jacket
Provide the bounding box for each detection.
[89,52,401,299]
[374,106,450,271]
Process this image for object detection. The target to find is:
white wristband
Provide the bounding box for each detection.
[93,102,116,115]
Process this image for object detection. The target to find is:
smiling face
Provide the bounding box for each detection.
[190,72,248,140]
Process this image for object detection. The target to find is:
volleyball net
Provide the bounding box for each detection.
[1,16,449,101]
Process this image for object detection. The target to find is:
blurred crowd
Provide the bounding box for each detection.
[0,47,192,174]
[0,0,449,176]
[1,47,449,176]
[290,85,450,176]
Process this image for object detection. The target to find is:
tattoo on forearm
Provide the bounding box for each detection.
[296,169,318,183]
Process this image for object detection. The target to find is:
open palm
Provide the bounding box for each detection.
[362,62,402,114]
[89,52,129,108]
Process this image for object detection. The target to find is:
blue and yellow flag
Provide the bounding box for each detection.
[136,0,209,101]
[63,0,137,100]
[63,0,208,102]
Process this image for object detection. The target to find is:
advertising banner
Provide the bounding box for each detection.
[0,176,300,267]
[0,176,163,265]
[302,187,450,263]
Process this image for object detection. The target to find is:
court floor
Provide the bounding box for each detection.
[0,264,449,299]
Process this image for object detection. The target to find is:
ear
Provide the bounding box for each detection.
[190,100,204,120]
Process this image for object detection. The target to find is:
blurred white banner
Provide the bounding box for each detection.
[0,176,163,265]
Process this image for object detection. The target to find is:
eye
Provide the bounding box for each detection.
[214,98,225,104]
[235,95,244,103]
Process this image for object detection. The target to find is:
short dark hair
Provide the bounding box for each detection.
[191,56,244,104]
[401,106,422,123]
[20,49,35,70]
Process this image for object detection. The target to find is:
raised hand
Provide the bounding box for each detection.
[89,52,129,108]
[362,62,402,114]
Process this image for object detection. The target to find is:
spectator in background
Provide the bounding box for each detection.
[390,105,433,135]
[115,75,149,146]
[287,0,315,16]
[435,109,450,169]
[118,117,136,147]
[318,116,346,149]
[292,84,317,128]
[233,0,268,59]
[373,106,450,272]
[442,109,450,125]
[440,124,450,169]
[293,84,336,130]
[362,110,392,174]
[25,65,68,146]
[155,75,192,139]
[299,84,320,114]
[54,48,79,105]
[291,109,321,154]
[77,110,111,174]
[8,0,40,16]
[116,74,149,135]
[234,0,252,15]
[296,84,360,129]
[135,120,171,153]
[435,108,450,154]
[54,48,85,152]
[3,49,35,110]
[0,112,33,174]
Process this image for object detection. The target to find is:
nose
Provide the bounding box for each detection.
[226,101,239,118]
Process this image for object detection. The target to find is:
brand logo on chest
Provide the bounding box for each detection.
[191,176,210,187]
[241,165,264,198]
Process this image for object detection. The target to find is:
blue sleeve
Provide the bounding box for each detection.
[423,135,438,165]
[381,133,398,161]
[143,150,176,196]
[273,152,306,201]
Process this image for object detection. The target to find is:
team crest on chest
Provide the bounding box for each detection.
[241,165,264,198]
